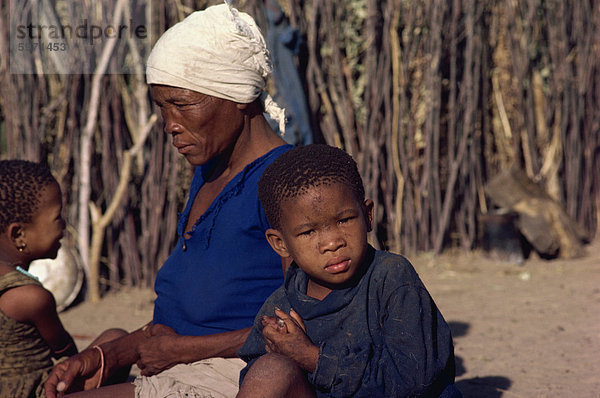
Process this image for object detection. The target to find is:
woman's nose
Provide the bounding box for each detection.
[161,109,183,135]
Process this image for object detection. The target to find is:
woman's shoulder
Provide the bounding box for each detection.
[245,144,294,176]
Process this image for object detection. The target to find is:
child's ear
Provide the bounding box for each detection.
[265,228,290,258]
[363,199,374,232]
[7,223,26,249]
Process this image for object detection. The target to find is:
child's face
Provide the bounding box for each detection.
[22,181,65,260]
[267,183,373,298]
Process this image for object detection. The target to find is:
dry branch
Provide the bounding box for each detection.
[78,0,127,284]
[88,115,157,302]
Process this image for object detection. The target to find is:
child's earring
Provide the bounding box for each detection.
[17,245,26,252]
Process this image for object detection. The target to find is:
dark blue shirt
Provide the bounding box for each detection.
[153,145,293,336]
[239,246,461,397]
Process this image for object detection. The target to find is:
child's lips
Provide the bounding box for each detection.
[325,258,350,273]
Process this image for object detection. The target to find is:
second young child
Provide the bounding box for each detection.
[237,145,462,397]
[0,160,126,398]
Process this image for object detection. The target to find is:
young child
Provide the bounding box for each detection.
[237,145,462,397]
[0,159,77,397]
[0,160,127,397]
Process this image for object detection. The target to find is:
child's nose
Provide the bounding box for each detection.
[319,229,345,252]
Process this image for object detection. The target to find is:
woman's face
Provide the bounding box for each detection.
[151,85,246,166]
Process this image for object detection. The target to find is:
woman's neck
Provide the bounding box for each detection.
[233,113,286,163]
[202,146,235,183]
[205,113,286,183]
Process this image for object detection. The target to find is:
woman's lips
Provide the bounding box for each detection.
[175,144,192,154]
[325,259,350,274]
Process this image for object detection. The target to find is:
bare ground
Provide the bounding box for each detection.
[59,240,600,397]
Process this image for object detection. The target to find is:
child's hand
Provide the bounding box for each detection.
[261,308,319,372]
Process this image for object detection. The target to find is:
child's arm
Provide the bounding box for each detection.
[237,288,296,379]
[2,284,77,358]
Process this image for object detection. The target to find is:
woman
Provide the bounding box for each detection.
[45,3,292,397]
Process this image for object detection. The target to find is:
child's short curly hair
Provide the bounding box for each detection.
[0,160,57,233]
[258,144,365,230]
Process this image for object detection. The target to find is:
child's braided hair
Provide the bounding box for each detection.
[0,160,56,233]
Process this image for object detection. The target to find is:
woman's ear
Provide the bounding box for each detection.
[265,229,290,258]
[363,199,374,232]
[236,99,263,117]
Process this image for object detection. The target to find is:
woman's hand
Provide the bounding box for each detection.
[261,308,319,373]
[136,323,181,376]
[44,347,102,398]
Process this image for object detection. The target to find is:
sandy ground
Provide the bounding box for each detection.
[59,240,600,397]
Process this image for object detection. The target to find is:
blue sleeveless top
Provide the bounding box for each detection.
[153,145,293,336]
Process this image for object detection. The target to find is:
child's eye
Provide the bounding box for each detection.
[298,229,314,237]
[338,216,355,224]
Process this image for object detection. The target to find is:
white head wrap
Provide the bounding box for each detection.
[146,1,286,134]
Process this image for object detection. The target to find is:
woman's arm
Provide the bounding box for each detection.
[45,325,147,397]
[45,321,253,397]
[135,325,251,376]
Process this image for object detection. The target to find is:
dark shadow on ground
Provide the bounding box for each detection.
[448,321,469,376]
[448,321,470,338]
[447,321,512,397]
[454,355,466,377]
[455,376,512,398]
